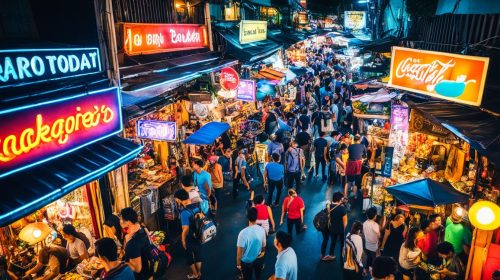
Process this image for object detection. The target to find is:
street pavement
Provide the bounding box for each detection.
[165,171,366,280]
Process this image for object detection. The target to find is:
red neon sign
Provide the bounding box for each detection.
[0,87,122,177]
[123,23,209,56]
[220,67,240,91]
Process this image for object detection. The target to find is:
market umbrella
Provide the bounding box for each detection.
[385,178,469,207]
[19,222,51,245]
[183,122,230,145]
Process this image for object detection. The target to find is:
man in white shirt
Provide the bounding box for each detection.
[363,207,380,275]
[268,231,297,280]
[237,208,266,280]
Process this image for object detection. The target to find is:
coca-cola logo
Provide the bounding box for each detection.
[395,57,455,91]
[220,67,240,90]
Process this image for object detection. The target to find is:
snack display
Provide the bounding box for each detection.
[76,257,103,278]
[60,272,86,280]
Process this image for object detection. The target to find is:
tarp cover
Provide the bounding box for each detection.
[183,122,230,145]
[386,178,469,207]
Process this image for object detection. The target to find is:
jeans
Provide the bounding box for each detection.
[287,218,302,235]
[267,179,283,205]
[321,230,344,256]
[315,156,327,179]
[241,257,264,280]
[300,144,311,168]
[286,171,302,193]
[364,249,377,268]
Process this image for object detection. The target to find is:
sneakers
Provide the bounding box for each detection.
[321,255,336,261]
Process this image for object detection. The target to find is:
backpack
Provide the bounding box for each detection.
[144,233,168,278]
[343,234,362,273]
[286,148,301,172]
[313,203,340,231]
[187,208,217,244]
[329,141,340,160]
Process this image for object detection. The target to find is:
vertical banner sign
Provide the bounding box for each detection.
[344,11,366,30]
[388,47,489,106]
[239,20,268,44]
[389,105,409,165]
[0,48,102,89]
[381,147,395,178]
[237,79,256,102]
[0,87,122,178]
[137,120,177,141]
[123,23,208,55]
[220,67,240,90]
[390,105,409,131]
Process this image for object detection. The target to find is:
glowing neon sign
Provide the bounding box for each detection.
[237,79,255,102]
[0,87,122,178]
[137,120,177,141]
[0,48,102,89]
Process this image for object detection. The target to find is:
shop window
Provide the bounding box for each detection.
[260,7,280,26]
[224,3,240,21]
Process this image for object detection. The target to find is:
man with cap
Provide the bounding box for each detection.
[444,208,472,264]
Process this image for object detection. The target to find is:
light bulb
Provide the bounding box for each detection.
[33,229,42,238]
[454,207,464,217]
[476,207,495,226]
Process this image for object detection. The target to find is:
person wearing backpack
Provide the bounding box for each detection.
[284,140,305,193]
[120,207,151,280]
[268,134,284,162]
[319,192,347,261]
[175,189,204,280]
[343,221,364,280]
[237,207,266,280]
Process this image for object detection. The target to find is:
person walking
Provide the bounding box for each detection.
[234,149,251,199]
[280,189,305,237]
[264,153,285,207]
[208,155,223,210]
[363,207,381,275]
[381,214,407,262]
[119,207,150,280]
[343,221,364,280]
[175,189,204,280]
[399,227,423,279]
[237,207,267,280]
[312,131,328,181]
[284,140,304,193]
[254,195,276,235]
[268,135,284,163]
[268,231,298,280]
[320,192,347,261]
[345,135,367,200]
[192,159,212,199]
[218,148,233,194]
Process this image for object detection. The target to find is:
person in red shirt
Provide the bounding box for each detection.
[423,214,443,265]
[254,195,276,235]
[280,189,305,236]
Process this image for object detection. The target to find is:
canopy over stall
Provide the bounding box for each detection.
[386,178,470,207]
[183,122,231,145]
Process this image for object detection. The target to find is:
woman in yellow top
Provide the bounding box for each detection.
[334,143,349,196]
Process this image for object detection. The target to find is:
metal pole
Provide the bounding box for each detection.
[205,1,214,52]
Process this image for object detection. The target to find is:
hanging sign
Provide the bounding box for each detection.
[381,146,394,178]
[388,47,489,106]
[390,105,409,131]
[137,120,177,141]
[239,20,267,44]
[344,11,366,30]
[237,79,256,102]
[0,87,122,178]
[123,23,208,56]
[220,67,240,90]
[0,48,102,89]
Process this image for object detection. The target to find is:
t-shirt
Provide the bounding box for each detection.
[180,205,202,242]
[268,141,284,156]
[298,114,310,129]
[312,111,323,125]
[285,148,303,173]
[275,247,298,280]
[423,229,439,257]
[348,143,367,161]
[123,228,150,280]
[193,170,212,197]
[329,203,347,233]
[313,138,328,158]
[363,219,380,252]
[40,246,69,274]
[282,196,305,220]
[218,156,231,173]
[236,156,248,174]
[444,217,472,255]
[237,225,266,263]
[295,131,311,147]
[266,162,284,181]
[66,238,87,260]
[330,104,338,123]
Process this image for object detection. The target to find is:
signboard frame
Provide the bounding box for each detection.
[239,20,268,44]
[237,79,256,102]
[136,120,177,141]
[344,11,366,30]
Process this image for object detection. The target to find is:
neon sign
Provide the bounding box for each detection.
[0,48,101,89]
[389,47,489,106]
[123,23,208,55]
[344,11,366,30]
[220,67,240,90]
[137,120,177,141]
[0,87,122,178]
[237,79,255,102]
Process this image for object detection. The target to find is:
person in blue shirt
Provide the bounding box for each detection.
[264,153,285,207]
[175,189,203,280]
[269,231,298,280]
[237,207,266,280]
[192,159,212,199]
[95,237,134,280]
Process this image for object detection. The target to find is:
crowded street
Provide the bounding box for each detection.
[0,0,499,280]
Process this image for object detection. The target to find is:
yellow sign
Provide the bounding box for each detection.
[239,20,267,44]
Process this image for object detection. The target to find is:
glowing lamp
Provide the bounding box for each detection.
[19,222,51,245]
[468,200,500,231]
[32,229,42,238]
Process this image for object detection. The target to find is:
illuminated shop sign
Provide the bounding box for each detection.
[123,23,208,55]
[0,48,101,89]
[344,11,366,30]
[237,79,255,102]
[389,47,489,106]
[239,20,267,44]
[0,87,122,178]
[220,67,240,90]
[137,120,177,141]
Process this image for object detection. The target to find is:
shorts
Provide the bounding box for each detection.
[346,160,362,182]
[185,240,202,266]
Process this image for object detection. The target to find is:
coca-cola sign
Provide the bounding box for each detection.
[388,47,489,106]
[123,23,208,56]
[220,67,240,91]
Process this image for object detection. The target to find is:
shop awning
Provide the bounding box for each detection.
[0,136,142,227]
[183,122,231,145]
[267,29,306,48]
[386,178,470,207]
[410,101,500,164]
